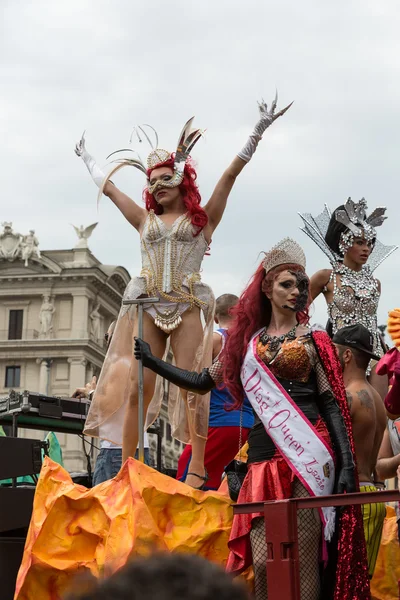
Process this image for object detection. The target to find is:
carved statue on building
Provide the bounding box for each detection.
[39,295,55,338]
[89,302,102,341]
[0,222,41,266]
[0,222,23,260]
[21,230,41,267]
[71,222,98,249]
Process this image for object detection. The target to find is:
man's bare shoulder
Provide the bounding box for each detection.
[212,331,223,361]
[346,381,375,412]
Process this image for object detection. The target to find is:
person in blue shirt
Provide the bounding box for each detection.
[176,294,254,489]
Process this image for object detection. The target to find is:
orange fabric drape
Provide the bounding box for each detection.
[17,455,399,600]
[15,457,235,600]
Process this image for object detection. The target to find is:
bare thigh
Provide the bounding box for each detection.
[128,309,168,405]
[170,306,204,370]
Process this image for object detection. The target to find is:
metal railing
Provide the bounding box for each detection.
[234,489,400,600]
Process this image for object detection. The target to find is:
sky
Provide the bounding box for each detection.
[2,0,400,330]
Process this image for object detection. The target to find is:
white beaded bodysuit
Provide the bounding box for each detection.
[122,210,213,332]
[84,210,215,445]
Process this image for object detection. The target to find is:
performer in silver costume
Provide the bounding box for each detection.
[299,198,397,398]
[75,95,292,488]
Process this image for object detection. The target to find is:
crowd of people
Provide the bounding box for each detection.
[23,97,400,600]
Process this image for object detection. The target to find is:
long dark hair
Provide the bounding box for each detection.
[325,205,348,256]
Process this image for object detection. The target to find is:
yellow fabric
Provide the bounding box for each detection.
[371,506,400,600]
[388,308,400,348]
[15,457,236,600]
[360,485,386,578]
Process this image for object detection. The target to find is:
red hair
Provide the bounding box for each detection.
[143,157,208,233]
[223,262,311,407]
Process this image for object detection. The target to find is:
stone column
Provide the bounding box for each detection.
[68,357,87,394]
[71,294,89,339]
[36,358,52,394]
[86,362,94,382]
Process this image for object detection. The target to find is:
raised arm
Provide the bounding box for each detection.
[310,269,332,301]
[204,94,292,233]
[75,133,147,232]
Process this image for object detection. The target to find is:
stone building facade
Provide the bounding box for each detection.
[0,223,184,474]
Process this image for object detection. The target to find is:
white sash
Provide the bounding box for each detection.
[241,331,336,540]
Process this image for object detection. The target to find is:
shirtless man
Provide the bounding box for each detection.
[333,324,387,579]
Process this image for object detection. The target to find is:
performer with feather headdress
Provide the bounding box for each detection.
[299,198,397,399]
[75,95,292,488]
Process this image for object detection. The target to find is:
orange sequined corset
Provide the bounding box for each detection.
[256,336,313,383]
[248,334,319,465]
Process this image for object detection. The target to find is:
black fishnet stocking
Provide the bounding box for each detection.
[249,479,321,600]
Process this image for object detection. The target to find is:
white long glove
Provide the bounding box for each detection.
[75,132,106,189]
[237,93,293,163]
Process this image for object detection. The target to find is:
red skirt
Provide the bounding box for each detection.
[177,426,251,489]
[226,418,332,574]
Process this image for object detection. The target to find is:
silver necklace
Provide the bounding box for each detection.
[259,323,298,352]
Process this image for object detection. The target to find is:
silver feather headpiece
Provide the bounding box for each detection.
[299,199,397,272]
[263,237,306,274]
[100,117,204,199]
[334,197,387,253]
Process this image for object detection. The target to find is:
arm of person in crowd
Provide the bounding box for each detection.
[376,427,400,481]
[204,94,292,233]
[134,338,217,394]
[72,376,97,399]
[384,363,400,418]
[74,133,147,232]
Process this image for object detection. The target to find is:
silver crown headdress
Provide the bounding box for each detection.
[299,198,397,272]
[263,237,306,274]
[334,197,387,253]
[99,118,204,199]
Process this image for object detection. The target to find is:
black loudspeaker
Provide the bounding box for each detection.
[0,534,27,600]
[0,436,46,480]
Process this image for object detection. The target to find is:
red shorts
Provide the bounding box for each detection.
[176,425,251,490]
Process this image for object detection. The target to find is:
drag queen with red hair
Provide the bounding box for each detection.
[75,97,291,488]
[134,238,370,599]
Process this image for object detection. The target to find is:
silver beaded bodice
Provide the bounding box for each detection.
[328,262,382,357]
[140,210,208,300]
[120,211,213,322]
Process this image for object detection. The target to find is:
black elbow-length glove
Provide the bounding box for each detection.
[134,337,215,394]
[319,390,357,494]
